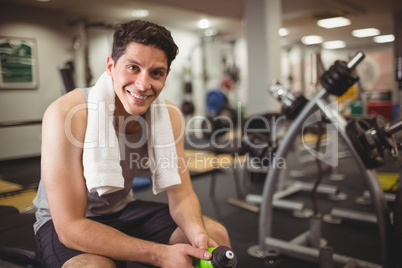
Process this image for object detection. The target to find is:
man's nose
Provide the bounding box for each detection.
[135,73,150,91]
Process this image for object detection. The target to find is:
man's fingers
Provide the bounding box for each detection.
[198,240,208,250]
[185,245,212,260]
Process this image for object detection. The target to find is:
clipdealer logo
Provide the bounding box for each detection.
[302,101,339,167]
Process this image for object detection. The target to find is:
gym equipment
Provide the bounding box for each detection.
[269,83,308,120]
[323,118,402,226]
[181,81,195,116]
[393,188,402,268]
[270,78,349,181]
[57,61,76,94]
[319,58,360,96]
[227,113,314,215]
[229,110,344,215]
[241,113,279,160]
[181,100,195,116]
[248,51,396,267]
[346,116,402,169]
[396,54,402,90]
[206,90,228,114]
[193,246,237,268]
[201,105,239,140]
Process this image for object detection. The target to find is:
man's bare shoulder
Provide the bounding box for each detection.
[42,90,88,147]
[44,90,87,122]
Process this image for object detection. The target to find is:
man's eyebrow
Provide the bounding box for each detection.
[125,60,167,72]
[153,66,168,73]
[125,59,140,66]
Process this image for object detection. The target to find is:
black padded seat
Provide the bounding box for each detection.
[0,205,38,267]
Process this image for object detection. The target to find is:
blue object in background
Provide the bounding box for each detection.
[133,176,151,191]
[206,90,227,114]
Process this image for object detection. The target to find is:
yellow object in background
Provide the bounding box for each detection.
[336,84,358,103]
[377,172,399,191]
[0,189,37,212]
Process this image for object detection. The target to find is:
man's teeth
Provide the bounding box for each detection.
[129,92,148,100]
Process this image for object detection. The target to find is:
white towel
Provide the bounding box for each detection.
[83,72,181,196]
[146,97,182,194]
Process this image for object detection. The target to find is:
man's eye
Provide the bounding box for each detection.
[129,65,140,71]
[152,71,165,77]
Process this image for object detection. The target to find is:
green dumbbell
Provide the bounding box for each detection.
[194,246,237,268]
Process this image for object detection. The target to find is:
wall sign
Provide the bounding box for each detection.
[0,37,38,89]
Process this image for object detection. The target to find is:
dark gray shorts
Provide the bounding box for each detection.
[34,200,177,268]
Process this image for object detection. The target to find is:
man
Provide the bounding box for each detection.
[34,20,231,268]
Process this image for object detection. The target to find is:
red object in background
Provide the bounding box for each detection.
[366,101,398,122]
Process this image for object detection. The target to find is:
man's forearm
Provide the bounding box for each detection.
[169,193,208,244]
[59,218,166,266]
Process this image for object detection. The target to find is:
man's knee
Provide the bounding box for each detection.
[203,216,231,247]
[62,253,117,268]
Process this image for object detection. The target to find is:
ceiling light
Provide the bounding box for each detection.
[279,28,288,37]
[197,19,210,29]
[352,28,380,38]
[131,9,149,18]
[35,0,51,2]
[373,34,395,43]
[317,17,351,29]
[323,40,346,49]
[302,35,323,45]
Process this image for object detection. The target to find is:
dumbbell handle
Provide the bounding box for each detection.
[347,51,365,70]
[384,119,402,135]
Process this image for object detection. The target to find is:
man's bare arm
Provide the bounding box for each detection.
[41,92,209,267]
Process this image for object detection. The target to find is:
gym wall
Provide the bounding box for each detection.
[0,3,248,160]
[0,4,73,160]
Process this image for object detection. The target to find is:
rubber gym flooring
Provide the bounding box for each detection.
[0,145,398,268]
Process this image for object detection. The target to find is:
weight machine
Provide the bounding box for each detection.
[247,52,399,268]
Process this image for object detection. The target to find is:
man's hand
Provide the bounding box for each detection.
[159,243,212,268]
[192,233,219,250]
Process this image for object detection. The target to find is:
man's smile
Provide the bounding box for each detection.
[128,90,150,101]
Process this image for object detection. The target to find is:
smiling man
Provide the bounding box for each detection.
[33,20,231,268]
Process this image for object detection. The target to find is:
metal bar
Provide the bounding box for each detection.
[384,118,402,135]
[0,120,42,128]
[264,237,381,268]
[287,181,339,196]
[289,230,310,245]
[309,216,322,248]
[315,97,393,268]
[319,246,334,268]
[330,207,377,224]
[258,89,329,250]
[362,190,396,203]
[228,196,305,213]
[231,164,246,199]
[227,198,259,213]
[347,51,365,69]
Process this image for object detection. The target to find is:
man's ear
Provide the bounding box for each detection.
[106,56,114,75]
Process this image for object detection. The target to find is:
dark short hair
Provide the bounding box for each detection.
[112,20,179,69]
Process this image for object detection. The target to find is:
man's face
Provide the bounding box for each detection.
[107,42,169,116]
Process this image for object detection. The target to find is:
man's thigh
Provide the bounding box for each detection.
[62,253,116,268]
[35,200,177,267]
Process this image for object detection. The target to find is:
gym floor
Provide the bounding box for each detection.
[0,143,397,268]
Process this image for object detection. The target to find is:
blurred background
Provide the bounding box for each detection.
[1,1,402,267]
[0,0,401,160]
